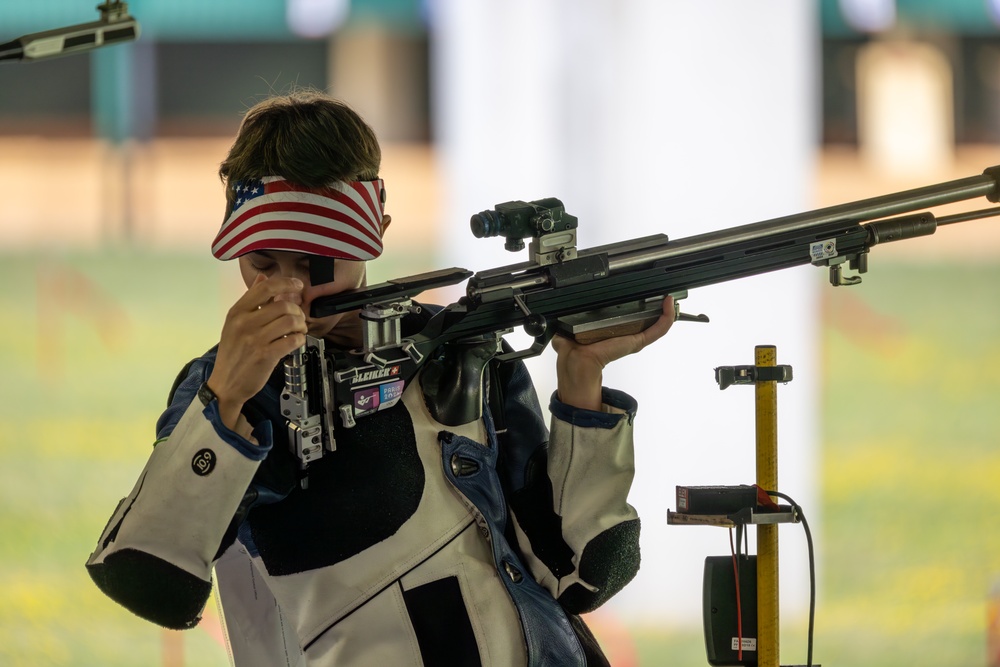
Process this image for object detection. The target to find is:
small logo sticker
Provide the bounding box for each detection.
[380,380,405,404]
[192,448,217,476]
[810,239,837,262]
[354,387,380,417]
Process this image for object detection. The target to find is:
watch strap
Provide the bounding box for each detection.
[197,382,218,408]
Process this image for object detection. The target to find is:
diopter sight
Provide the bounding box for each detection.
[470,197,580,266]
[471,198,578,252]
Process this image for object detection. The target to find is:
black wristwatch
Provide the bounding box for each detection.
[197,382,218,408]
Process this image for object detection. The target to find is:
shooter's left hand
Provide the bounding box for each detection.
[551,295,675,411]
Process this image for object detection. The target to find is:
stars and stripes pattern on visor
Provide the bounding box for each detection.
[211,177,386,261]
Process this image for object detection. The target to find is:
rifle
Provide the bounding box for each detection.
[281,166,1000,482]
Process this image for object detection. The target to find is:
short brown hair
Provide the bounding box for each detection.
[218,90,381,218]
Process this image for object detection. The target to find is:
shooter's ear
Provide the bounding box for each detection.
[381,214,392,235]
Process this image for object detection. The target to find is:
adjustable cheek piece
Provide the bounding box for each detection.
[281,255,339,489]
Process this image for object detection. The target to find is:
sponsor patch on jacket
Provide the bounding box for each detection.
[191,448,217,476]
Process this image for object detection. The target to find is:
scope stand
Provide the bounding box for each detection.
[667,346,817,667]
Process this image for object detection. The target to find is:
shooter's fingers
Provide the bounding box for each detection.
[263,331,308,359]
[636,295,676,348]
[257,307,309,344]
[235,275,304,312]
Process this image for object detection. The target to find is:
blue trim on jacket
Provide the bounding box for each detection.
[548,387,637,429]
[156,352,273,461]
[439,405,587,667]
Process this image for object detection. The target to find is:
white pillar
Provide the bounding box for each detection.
[431,0,818,626]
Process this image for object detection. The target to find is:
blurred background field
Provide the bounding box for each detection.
[4,1,1000,666]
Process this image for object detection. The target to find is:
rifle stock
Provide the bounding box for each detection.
[283,167,1000,482]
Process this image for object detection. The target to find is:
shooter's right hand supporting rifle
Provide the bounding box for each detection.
[284,166,1000,481]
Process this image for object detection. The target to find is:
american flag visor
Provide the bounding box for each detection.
[211,177,386,261]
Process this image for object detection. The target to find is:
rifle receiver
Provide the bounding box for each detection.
[289,166,1000,448]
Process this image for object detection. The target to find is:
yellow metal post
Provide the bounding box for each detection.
[755,345,779,667]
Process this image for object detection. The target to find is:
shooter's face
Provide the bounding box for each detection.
[238,250,367,345]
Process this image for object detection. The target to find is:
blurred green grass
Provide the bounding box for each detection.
[1,252,998,665]
[815,263,1000,667]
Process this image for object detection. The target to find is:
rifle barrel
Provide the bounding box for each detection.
[935,206,1000,226]
[609,171,998,272]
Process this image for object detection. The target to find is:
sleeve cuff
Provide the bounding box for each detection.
[549,388,638,429]
[201,400,273,461]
